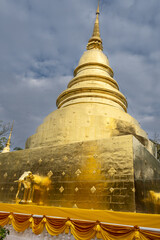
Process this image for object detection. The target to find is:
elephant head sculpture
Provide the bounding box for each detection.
[15,171,51,205]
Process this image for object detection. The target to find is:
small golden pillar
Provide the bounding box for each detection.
[1,121,14,153]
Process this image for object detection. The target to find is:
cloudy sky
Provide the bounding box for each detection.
[0,0,160,149]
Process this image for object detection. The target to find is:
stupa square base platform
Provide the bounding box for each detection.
[0,135,159,213]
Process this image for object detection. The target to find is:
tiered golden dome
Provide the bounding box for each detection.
[26,2,150,151]
[57,2,127,112]
[57,47,127,112]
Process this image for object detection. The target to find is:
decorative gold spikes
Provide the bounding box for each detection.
[47,170,53,178]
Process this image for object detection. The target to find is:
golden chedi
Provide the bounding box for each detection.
[25,4,151,154]
[0,2,160,214]
[1,121,14,153]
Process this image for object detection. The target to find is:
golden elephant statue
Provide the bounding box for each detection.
[15,171,51,205]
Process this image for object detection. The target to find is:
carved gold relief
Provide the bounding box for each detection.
[75,187,79,192]
[10,186,14,192]
[90,186,96,193]
[144,191,160,213]
[59,186,64,193]
[110,187,114,193]
[108,167,117,177]
[3,173,8,178]
[75,169,81,176]
[149,191,160,204]
[63,156,68,161]
[15,171,51,205]
[47,170,53,178]
[38,158,43,164]
[73,204,78,208]
[132,188,135,192]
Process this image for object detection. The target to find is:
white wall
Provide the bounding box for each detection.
[5,224,99,240]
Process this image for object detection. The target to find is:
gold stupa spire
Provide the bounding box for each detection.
[26,0,149,154]
[87,0,103,50]
[96,0,100,14]
[2,121,14,153]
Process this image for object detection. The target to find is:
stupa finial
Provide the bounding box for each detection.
[87,0,103,50]
[96,0,100,14]
[2,121,14,153]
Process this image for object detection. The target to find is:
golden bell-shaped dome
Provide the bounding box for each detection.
[26,2,151,152]
[78,49,109,67]
[57,45,127,112]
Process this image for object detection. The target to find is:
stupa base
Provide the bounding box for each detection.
[0,135,159,213]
